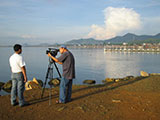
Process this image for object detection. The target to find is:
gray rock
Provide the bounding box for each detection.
[2,80,12,93]
[48,78,60,86]
[83,80,96,84]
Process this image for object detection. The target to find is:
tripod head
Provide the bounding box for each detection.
[46,48,59,64]
[46,48,59,57]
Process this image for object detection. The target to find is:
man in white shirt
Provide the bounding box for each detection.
[9,44,28,107]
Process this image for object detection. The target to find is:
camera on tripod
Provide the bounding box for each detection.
[46,48,59,57]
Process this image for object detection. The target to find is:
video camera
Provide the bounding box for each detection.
[46,48,59,57]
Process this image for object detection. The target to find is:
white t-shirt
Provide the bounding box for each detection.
[9,53,26,73]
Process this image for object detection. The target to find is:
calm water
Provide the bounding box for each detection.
[0,47,160,86]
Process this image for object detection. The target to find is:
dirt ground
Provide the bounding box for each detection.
[0,75,160,120]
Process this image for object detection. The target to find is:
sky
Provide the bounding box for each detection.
[0,0,160,45]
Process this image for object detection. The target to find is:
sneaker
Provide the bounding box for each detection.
[12,102,19,106]
[56,100,65,104]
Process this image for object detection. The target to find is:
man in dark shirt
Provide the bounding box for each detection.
[47,45,75,103]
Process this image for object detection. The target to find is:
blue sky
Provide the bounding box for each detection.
[0,0,160,45]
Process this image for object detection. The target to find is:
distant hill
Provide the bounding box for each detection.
[105,33,160,44]
[65,33,160,45]
[65,38,104,45]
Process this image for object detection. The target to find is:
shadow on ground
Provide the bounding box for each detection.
[28,76,146,105]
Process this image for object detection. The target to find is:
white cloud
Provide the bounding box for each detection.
[87,7,142,40]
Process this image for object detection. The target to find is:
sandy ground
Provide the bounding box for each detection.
[0,75,160,120]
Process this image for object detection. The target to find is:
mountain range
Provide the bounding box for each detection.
[65,33,160,45]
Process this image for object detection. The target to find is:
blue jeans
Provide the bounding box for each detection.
[11,72,25,106]
[59,77,73,103]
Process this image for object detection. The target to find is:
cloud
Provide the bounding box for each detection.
[87,7,141,40]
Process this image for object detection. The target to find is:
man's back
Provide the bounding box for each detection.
[9,53,25,73]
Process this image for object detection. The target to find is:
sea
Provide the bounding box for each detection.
[0,47,160,95]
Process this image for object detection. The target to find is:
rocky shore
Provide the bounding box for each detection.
[0,75,160,120]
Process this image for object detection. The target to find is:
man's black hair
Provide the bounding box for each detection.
[13,44,22,52]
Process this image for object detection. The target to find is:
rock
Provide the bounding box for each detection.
[112,99,121,103]
[123,76,134,80]
[57,106,66,112]
[99,105,105,109]
[83,80,96,84]
[115,79,120,82]
[77,106,85,112]
[0,82,5,89]
[104,78,115,83]
[77,106,83,110]
[2,80,12,93]
[37,80,43,87]
[150,73,160,76]
[25,78,42,90]
[140,71,149,77]
[134,76,144,80]
[48,78,60,86]
[102,80,106,83]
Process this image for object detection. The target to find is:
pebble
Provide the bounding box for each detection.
[130,106,135,110]
[99,105,105,109]
[77,106,85,112]
[112,99,121,103]
[57,106,66,112]
[142,108,146,111]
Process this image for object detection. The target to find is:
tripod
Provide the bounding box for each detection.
[41,58,61,98]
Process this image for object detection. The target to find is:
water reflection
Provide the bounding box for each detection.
[104,52,141,78]
[103,52,160,78]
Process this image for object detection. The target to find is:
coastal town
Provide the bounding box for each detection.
[104,43,160,52]
[65,43,160,53]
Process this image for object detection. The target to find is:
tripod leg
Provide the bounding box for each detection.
[41,63,51,98]
[53,62,62,78]
[49,85,52,105]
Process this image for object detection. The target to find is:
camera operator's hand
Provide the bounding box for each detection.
[47,53,62,64]
[48,53,52,58]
